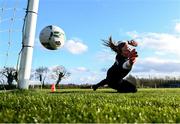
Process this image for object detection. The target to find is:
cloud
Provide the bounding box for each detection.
[79,71,106,84]
[134,57,180,73]
[65,39,88,54]
[70,67,89,73]
[48,65,65,71]
[64,67,104,84]
[127,31,180,56]
[175,22,180,33]
[95,48,115,63]
[80,76,97,84]
[126,23,180,75]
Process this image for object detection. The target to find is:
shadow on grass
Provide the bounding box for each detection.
[48,90,120,94]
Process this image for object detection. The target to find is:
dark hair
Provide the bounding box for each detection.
[102,36,125,53]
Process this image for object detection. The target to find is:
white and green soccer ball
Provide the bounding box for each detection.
[39,25,66,50]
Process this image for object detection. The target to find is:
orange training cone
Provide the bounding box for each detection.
[51,84,56,92]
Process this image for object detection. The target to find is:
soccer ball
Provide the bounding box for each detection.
[39,25,66,50]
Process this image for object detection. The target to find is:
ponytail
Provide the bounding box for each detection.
[102,36,126,53]
[102,36,118,53]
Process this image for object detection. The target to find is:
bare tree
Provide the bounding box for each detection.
[35,67,49,87]
[0,67,17,86]
[52,65,71,86]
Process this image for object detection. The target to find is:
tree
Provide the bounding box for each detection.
[35,67,49,87]
[0,67,17,86]
[52,65,71,86]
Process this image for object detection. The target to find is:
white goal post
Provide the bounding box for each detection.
[18,0,39,89]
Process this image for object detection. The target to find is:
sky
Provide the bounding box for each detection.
[0,0,180,84]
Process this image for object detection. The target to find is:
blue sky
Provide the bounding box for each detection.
[1,0,180,84]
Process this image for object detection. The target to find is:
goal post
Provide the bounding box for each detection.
[18,0,39,89]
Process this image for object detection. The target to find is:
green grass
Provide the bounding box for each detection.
[0,88,180,123]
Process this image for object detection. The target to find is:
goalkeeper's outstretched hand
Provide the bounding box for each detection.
[129,49,138,65]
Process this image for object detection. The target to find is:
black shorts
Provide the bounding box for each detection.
[108,79,137,93]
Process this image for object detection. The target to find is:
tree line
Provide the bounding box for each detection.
[0,65,70,90]
[0,66,180,90]
[126,74,180,88]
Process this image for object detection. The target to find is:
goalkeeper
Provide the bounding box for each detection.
[92,36,138,93]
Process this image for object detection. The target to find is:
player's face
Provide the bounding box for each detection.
[121,43,131,57]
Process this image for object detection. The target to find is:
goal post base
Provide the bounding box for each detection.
[18,79,29,89]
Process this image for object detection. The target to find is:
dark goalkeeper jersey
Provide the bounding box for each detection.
[106,54,131,84]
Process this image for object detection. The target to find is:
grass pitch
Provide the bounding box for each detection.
[0,88,180,123]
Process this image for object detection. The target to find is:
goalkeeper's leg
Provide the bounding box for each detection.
[92,79,108,91]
